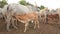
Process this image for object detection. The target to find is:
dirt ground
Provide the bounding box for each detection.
[0,19,60,34]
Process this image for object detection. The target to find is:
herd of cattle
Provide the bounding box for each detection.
[0,3,60,32]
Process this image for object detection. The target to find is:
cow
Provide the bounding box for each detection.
[38,7,49,23]
[13,12,39,32]
[2,3,39,32]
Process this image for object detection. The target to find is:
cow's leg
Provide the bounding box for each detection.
[45,16,46,23]
[15,19,18,26]
[58,14,60,24]
[59,15,60,20]
[39,15,42,22]
[24,23,29,32]
[6,19,11,31]
[44,15,47,24]
[36,20,39,28]
[34,21,37,29]
[11,18,18,29]
[12,18,18,26]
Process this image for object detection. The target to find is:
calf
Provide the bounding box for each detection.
[14,12,39,32]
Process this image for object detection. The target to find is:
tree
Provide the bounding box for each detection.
[0,0,8,8]
[18,0,27,6]
[39,5,45,10]
[19,0,33,6]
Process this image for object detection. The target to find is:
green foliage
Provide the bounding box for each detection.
[39,5,45,10]
[18,0,33,6]
[0,0,8,8]
[19,0,27,6]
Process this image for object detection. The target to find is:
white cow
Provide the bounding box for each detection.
[7,3,34,15]
[2,3,39,32]
[38,8,49,23]
[27,5,40,12]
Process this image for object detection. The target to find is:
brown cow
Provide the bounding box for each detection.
[13,12,39,32]
[47,14,59,21]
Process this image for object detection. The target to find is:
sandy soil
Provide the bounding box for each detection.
[0,19,60,34]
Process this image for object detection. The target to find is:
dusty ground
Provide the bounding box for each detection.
[0,19,60,34]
